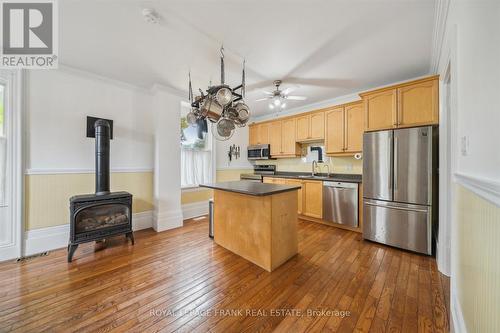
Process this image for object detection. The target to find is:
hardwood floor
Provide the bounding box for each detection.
[0,217,449,332]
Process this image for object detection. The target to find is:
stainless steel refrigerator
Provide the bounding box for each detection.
[363,126,438,255]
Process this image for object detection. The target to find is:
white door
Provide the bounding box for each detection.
[0,71,21,261]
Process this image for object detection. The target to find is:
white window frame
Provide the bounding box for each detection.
[180,101,216,190]
[0,69,23,261]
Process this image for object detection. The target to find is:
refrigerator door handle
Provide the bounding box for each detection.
[394,136,398,190]
[388,133,393,193]
[364,202,428,213]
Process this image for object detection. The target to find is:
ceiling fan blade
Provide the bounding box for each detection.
[255,97,271,102]
[261,90,274,95]
[281,86,298,95]
[286,95,307,101]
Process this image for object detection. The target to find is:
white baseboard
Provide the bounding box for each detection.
[451,289,467,333]
[153,209,183,232]
[182,200,210,220]
[24,210,154,256]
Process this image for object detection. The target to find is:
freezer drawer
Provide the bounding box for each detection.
[363,199,431,254]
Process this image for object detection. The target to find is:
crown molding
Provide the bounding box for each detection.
[430,0,451,73]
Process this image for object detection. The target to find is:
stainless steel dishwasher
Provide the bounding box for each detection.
[323,181,359,228]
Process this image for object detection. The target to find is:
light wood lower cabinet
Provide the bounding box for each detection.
[263,177,363,233]
[302,180,323,219]
[283,179,303,215]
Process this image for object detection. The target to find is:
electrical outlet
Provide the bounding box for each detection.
[460,136,469,156]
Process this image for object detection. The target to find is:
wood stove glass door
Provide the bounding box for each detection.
[0,71,21,261]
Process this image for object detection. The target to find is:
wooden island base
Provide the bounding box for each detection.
[213,189,298,272]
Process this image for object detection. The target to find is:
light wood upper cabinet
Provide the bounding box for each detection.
[361,76,439,132]
[303,180,323,219]
[281,118,299,156]
[397,79,439,127]
[310,113,325,140]
[249,125,258,145]
[296,112,324,142]
[295,115,310,141]
[258,123,270,144]
[325,107,344,154]
[344,102,364,153]
[268,121,282,156]
[363,89,397,131]
[249,123,270,145]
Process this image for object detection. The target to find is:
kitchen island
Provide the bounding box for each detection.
[200,181,301,272]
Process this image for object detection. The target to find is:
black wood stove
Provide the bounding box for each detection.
[68,119,134,262]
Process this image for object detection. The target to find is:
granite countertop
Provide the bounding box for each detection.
[200,181,301,196]
[265,172,362,183]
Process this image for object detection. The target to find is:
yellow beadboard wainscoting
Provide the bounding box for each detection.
[25,172,154,231]
[256,156,362,174]
[456,184,500,332]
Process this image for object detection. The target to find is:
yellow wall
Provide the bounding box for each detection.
[456,185,500,332]
[180,169,253,205]
[256,156,362,174]
[25,172,154,230]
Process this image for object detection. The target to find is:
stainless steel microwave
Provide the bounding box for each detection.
[247,144,271,160]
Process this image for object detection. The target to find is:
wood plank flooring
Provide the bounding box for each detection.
[0,217,449,332]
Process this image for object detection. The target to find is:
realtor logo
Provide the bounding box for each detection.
[1,0,58,68]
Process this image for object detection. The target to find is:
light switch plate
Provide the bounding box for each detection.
[460,136,469,156]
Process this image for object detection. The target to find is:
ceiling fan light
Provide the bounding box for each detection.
[281,103,286,109]
[274,99,281,106]
[269,103,274,109]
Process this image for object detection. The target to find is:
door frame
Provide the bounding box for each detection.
[0,69,24,261]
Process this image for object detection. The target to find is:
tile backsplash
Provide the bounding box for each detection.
[255,144,362,174]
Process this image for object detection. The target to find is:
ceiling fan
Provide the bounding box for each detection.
[255,80,307,110]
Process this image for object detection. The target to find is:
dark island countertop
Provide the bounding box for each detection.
[263,172,362,183]
[200,181,301,196]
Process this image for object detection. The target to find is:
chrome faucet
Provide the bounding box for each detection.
[312,160,318,176]
[323,163,330,177]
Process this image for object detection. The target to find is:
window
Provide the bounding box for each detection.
[180,102,214,188]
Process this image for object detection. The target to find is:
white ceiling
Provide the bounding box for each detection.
[60,0,436,117]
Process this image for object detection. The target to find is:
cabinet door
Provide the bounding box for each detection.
[257,123,270,144]
[310,112,325,140]
[285,179,303,215]
[325,107,344,154]
[249,125,258,145]
[281,118,297,155]
[344,102,364,153]
[268,121,282,156]
[364,89,397,131]
[296,115,310,141]
[397,79,439,127]
[303,181,323,219]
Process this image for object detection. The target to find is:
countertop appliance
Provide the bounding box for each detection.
[323,181,359,228]
[247,144,272,160]
[240,164,276,182]
[363,126,437,255]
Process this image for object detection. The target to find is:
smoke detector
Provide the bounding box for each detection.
[142,8,160,24]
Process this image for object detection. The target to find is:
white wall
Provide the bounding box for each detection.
[26,68,154,172]
[216,124,253,170]
[435,1,500,332]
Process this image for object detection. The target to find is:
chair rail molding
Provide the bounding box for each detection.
[454,172,500,208]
